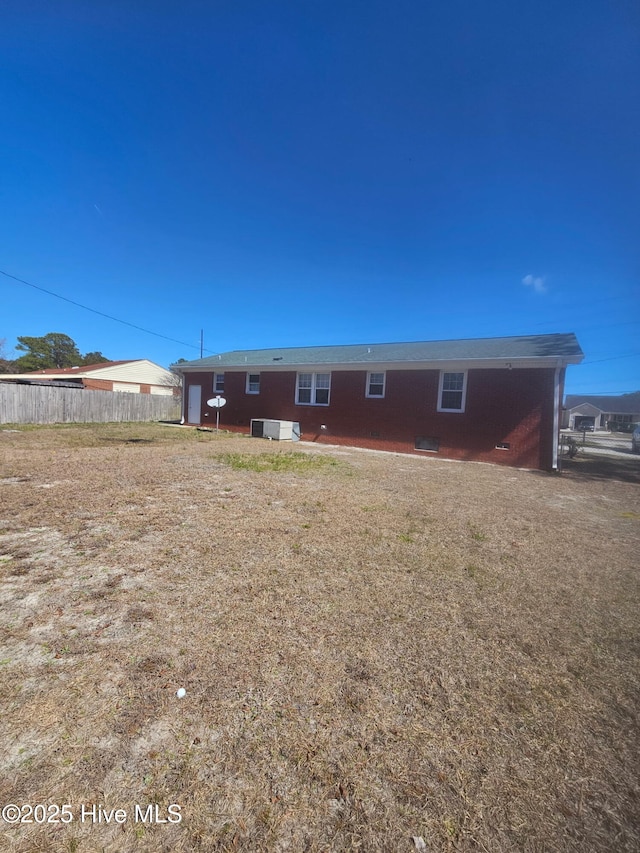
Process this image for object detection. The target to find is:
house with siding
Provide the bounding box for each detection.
[173,333,583,471]
[562,393,640,431]
[0,360,178,396]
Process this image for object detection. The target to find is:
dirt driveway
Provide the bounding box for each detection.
[1,423,639,852]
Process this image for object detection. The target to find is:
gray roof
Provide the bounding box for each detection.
[564,392,640,414]
[175,333,583,369]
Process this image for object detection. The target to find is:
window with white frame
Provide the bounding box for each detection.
[438,371,467,412]
[296,372,331,405]
[366,371,385,398]
[246,373,260,394]
[214,373,224,393]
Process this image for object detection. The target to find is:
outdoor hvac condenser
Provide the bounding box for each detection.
[250,419,301,441]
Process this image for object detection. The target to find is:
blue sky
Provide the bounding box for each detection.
[1,0,638,394]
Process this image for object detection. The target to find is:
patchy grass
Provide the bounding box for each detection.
[218,449,347,474]
[0,421,223,448]
[0,423,639,852]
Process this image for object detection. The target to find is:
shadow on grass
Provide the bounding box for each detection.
[560,453,640,485]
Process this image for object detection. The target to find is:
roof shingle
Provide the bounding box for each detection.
[176,333,583,369]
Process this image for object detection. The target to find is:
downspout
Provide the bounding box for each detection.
[179,371,186,424]
[551,361,561,470]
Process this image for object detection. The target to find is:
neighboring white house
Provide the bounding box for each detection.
[0,360,179,396]
[562,393,640,431]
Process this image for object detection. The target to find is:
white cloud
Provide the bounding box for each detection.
[522,274,547,294]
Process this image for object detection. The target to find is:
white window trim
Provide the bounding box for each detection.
[246,372,260,394]
[295,372,331,406]
[214,373,225,393]
[437,370,468,413]
[365,371,386,398]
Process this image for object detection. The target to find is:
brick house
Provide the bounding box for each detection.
[173,333,583,471]
[0,360,179,396]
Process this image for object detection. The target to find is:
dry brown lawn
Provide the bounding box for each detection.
[1,423,638,853]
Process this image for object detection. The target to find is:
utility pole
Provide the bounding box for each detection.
[200,329,204,359]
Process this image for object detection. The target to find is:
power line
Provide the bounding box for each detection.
[582,352,640,365]
[0,269,215,354]
[574,321,640,333]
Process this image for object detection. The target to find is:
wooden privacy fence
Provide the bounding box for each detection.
[0,384,181,425]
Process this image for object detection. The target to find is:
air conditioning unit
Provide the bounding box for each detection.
[250,419,301,441]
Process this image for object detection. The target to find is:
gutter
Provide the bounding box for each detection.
[552,362,561,470]
[173,356,583,373]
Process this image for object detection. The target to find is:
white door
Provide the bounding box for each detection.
[187,384,202,424]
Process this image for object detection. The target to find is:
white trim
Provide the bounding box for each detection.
[552,364,561,470]
[174,355,582,374]
[245,372,260,394]
[437,370,468,413]
[214,372,225,393]
[365,371,386,398]
[295,372,331,406]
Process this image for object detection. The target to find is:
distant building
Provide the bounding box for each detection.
[173,333,583,471]
[563,393,640,431]
[0,360,178,396]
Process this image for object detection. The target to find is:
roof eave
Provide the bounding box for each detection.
[174,353,583,372]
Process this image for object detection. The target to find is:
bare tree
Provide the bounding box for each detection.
[0,338,19,373]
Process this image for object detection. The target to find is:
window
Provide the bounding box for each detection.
[246,373,260,394]
[438,371,467,412]
[214,373,224,393]
[366,372,385,398]
[296,372,331,405]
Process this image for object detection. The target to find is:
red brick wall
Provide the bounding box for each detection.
[184,367,558,470]
[82,379,155,394]
[82,378,114,391]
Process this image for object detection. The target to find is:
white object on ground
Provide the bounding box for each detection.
[176,688,186,699]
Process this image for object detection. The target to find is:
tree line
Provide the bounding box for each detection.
[0,333,109,373]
